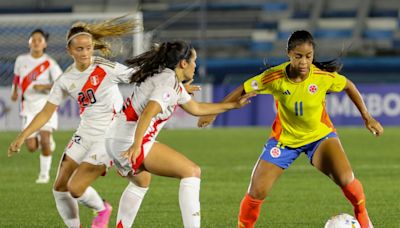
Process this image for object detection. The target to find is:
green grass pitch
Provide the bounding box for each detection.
[1,127,399,227]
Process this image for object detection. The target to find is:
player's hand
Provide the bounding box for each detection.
[364,115,384,136]
[183,79,201,95]
[234,92,257,109]
[122,143,141,164]
[198,115,217,128]
[11,93,18,102]
[8,135,25,157]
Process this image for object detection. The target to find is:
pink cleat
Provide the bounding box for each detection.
[92,201,112,228]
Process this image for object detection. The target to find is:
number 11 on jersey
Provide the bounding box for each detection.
[294,101,303,116]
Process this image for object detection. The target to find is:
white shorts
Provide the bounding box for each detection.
[105,138,154,176]
[23,112,58,139]
[64,134,112,168]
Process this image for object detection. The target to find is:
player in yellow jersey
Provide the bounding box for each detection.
[198,30,383,228]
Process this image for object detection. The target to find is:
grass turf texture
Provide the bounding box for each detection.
[0,127,399,227]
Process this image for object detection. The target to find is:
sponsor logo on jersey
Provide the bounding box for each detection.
[308,84,318,94]
[90,75,99,86]
[270,147,281,158]
[90,154,97,161]
[282,89,291,95]
[69,83,76,90]
[251,80,259,90]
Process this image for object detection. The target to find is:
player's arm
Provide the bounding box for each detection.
[181,91,255,116]
[10,75,19,102]
[8,102,58,157]
[33,84,53,92]
[197,85,246,127]
[344,79,384,136]
[122,101,161,163]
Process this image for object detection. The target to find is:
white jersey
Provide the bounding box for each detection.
[14,53,62,116]
[105,68,192,142]
[48,56,133,137]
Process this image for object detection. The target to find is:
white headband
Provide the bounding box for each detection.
[67,32,92,44]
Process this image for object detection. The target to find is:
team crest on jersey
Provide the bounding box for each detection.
[270,147,281,158]
[251,80,259,90]
[90,75,99,86]
[163,92,171,102]
[308,84,318,94]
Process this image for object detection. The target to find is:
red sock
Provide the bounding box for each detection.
[341,178,371,228]
[238,193,263,228]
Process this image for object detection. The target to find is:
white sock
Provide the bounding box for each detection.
[53,190,80,228]
[179,177,201,228]
[39,154,52,177]
[116,182,148,227]
[76,186,105,212]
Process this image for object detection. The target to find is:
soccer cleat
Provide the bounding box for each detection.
[35,174,50,184]
[92,201,112,228]
[50,135,56,152]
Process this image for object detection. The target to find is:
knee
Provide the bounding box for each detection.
[188,164,201,178]
[248,187,268,200]
[67,183,84,198]
[53,182,68,192]
[132,172,152,188]
[332,171,354,188]
[180,163,201,179]
[26,143,37,152]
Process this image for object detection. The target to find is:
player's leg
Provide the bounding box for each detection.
[53,154,80,228]
[117,171,152,228]
[35,130,52,183]
[22,115,39,152]
[312,137,372,228]
[105,138,152,228]
[25,137,39,152]
[238,159,284,228]
[143,142,201,228]
[67,162,111,228]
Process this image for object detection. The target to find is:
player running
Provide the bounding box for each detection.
[11,28,63,183]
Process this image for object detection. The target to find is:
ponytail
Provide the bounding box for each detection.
[126,40,193,84]
[66,15,142,57]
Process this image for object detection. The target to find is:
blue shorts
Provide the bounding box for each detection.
[260,132,338,169]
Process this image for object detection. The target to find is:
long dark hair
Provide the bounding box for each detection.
[126,40,194,84]
[287,30,342,72]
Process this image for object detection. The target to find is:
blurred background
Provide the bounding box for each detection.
[1,0,400,129]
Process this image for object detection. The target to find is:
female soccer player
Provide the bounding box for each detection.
[198,30,383,228]
[104,40,255,228]
[8,17,141,228]
[10,28,63,184]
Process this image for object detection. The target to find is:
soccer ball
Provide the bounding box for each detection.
[324,213,361,228]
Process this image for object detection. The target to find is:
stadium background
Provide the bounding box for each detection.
[0,0,399,227]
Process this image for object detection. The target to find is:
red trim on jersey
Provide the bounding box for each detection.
[320,101,336,132]
[78,66,107,114]
[13,75,20,86]
[117,220,124,228]
[261,70,283,83]
[261,75,284,85]
[20,60,50,95]
[270,100,283,140]
[122,97,139,121]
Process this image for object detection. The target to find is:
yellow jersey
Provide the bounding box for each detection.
[243,62,347,147]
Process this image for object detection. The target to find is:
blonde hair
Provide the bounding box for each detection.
[66,15,142,56]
